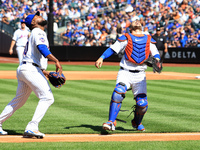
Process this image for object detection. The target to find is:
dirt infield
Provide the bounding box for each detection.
[0,70,200,80]
[1,133,200,143]
[0,56,200,142]
[0,56,200,80]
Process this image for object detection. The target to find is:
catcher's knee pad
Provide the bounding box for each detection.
[135,94,148,115]
[111,82,127,103]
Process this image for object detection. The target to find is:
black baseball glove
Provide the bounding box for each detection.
[144,56,162,73]
[49,72,66,88]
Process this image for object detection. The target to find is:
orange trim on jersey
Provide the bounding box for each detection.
[145,35,151,63]
[151,41,156,44]
[117,38,127,42]
[124,33,134,63]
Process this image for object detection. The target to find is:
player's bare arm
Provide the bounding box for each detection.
[164,43,168,53]
[95,57,103,69]
[42,70,50,78]
[46,54,62,74]
[95,47,115,69]
[9,40,16,55]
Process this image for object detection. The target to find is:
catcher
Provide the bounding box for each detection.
[95,20,162,132]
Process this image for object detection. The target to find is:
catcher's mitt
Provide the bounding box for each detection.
[144,56,162,73]
[49,72,66,88]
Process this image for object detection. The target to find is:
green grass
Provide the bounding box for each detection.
[0,63,200,149]
[0,141,200,150]
[1,63,200,73]
[0,79,200,134]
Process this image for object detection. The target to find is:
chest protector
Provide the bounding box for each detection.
[124,33,151,64]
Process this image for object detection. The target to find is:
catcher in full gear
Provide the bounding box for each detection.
[95,20,162,131]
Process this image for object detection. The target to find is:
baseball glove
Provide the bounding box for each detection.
[49,72,66,88]
[144,56,162,73]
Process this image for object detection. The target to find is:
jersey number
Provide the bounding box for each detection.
[24,42,29,55]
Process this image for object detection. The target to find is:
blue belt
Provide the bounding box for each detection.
[120,67,140,73]
[22,61,39,67]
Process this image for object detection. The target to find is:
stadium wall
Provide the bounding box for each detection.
[0,31,200,63]
[50,46,200,64]
[0,31,16,56]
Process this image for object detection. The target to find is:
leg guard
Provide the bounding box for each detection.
[108,82,127,122]
[111,82,127,103]
[133,94,148,126]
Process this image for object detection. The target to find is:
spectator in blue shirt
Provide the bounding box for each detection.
[60,28,72,44]
[180,32,188,47]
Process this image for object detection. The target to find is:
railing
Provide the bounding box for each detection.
[0,21,63,46]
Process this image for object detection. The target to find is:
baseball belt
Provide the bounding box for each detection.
[22,61,39,67]
[120,67,141,73]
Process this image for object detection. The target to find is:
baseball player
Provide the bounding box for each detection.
[9,19,30,64]
[0,11,63,138]
[95,20,160,131]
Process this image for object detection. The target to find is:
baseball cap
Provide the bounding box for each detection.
[25,11,40,28]
[156,27,160,31]
[20,19,25,23]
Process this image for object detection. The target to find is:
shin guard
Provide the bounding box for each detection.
[108,100,122,122]
[108,82,127,122]
[133,94,148,125]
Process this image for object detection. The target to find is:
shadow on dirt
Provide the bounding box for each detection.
[64,124,136,135]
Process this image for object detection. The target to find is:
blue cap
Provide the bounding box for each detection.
[25,11,40,28]
[20,19,25,23]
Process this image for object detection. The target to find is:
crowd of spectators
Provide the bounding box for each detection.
[0,0,200,47]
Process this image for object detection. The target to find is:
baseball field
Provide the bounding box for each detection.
[0,56,200,149]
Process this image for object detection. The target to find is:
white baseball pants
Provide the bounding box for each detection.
[0,63,54,131]
[116,69,147,97]
[16,46,25,65]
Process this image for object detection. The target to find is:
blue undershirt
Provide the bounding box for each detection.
[153,54,160,60]
[37,45,51,57]
[100,48,115,60]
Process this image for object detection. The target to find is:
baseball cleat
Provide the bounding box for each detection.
[0,129,8,135]
[131,120,145,131]
[23,130,45,139]
[102,121,116,131]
